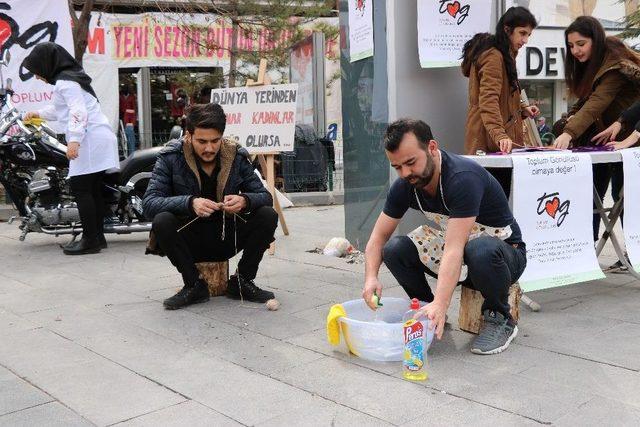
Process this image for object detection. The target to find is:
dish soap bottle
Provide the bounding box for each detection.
[402,298,427,381]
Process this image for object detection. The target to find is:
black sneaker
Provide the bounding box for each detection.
[163,280,210,310]
[226,274,274,303]
[470,310,518,355]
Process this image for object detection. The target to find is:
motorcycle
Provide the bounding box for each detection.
[0,50,160,242]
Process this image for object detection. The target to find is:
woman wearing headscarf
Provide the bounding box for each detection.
[23,42,119,255]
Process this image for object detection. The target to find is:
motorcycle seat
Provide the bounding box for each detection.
[106,146,163,186]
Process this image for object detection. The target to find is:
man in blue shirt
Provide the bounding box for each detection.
[363,119,527,355]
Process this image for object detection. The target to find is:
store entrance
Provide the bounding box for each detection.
[149,67,223,146]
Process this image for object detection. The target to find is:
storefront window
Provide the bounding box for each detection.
[148,67,223,145]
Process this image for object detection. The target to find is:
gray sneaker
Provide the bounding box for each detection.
[470,310,518,355]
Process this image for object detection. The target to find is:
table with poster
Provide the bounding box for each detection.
[465,150,640,296]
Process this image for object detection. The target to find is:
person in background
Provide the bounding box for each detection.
[23,42,119,255]
[462,6,539,196]
[119,85,137,155]
[536,116,551,136]
[552,16,640,244]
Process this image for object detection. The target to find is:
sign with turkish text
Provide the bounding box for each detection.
[418,0,492,68]
[210,83,297,154]
[348,0,373,62]
[0,0,74,114]
[621,148,640,272]
[512,152,605,291]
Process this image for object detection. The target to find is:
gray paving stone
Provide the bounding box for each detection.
[197,328,325,376]
[0,402,93,427]
[271,357,456,425]
[554,397,640,426]
[117,400,241,427]
[0,371,52,417]
[256,394,393,427]
[401,398,540,426]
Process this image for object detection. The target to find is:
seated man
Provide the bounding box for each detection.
[143,103,278,310]
[363,119,527,355]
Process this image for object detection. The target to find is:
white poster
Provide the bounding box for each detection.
[512,153,605,291]
[210,84,297,154]
[290,36,314,127]
[622,148,640,271]
[348,0,374,62]
[418,0,492,68]
[0,0,73,114]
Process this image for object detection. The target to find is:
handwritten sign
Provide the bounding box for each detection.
[418,0,492,68]
[210,84,298,154]
[622,148,640,271]
[512,153,605,291]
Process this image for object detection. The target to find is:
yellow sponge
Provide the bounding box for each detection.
[326,304,347,345]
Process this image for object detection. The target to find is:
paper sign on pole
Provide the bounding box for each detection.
[418,0,492,68]
[621,148,640,271]
[348,0,374,62]
[210,84,298,154]
[512,153,605,291]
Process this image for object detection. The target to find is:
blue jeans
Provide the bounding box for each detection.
[383,235,527,317]
[125,123,137,155]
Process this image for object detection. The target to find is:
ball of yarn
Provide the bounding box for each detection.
[265,299,280,311]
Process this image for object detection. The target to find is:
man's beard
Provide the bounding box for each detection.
[405,154,435,188]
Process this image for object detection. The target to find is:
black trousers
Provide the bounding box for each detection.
[593,163,624,241]
[152,206,278,286]
[69,171,105,240]
[383,235,527,318]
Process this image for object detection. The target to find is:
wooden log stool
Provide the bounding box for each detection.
[458,283,521,334]
[195,261,229,297]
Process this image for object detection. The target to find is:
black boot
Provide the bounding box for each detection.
[163,279,210,310]
[226,274,274,303]
[97,233,107,249]
[63,237,102,255]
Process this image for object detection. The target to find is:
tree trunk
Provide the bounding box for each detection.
[68,0,95,65]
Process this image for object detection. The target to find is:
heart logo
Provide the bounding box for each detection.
[545,197,560,218]
[0,19,12,49]
[447,1,461,17]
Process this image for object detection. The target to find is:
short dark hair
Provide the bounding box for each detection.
[384,119,433,152]
[185,103,226,134]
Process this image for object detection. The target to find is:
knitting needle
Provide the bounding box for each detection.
[177,211,247,233]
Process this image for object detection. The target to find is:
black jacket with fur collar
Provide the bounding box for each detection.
[142,138,272,220]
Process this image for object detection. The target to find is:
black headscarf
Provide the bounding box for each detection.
[23,42,98,100]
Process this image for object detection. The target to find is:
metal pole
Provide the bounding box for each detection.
[138,67,152,149]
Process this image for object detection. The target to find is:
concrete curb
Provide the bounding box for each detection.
[285,191,344,207]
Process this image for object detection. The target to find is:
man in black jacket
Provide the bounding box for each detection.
[143,103,278,310]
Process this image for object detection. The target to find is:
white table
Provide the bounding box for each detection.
[465,151,638,280]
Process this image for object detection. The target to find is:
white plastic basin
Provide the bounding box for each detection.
[338,298,434,362]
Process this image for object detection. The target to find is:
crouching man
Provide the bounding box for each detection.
[363,119,527,354]
[143,103,278,310]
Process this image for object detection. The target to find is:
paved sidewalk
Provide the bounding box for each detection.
[1,205,639,426]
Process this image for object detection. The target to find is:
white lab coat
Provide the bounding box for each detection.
[38,80,119,177]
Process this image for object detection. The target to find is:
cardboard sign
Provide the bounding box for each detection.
[512,153,605,291]
[210,84,297,154]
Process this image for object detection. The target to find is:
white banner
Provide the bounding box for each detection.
[210,83,297,154]
[622,148,640,271]
[348,0,373,62]
[1,0,73,114]
[512,153,605,291]
[418,0,492,68]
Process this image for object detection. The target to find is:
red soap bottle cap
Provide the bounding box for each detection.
[410,298,419,310]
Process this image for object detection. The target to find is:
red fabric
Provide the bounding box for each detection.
[119,94,137,125]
